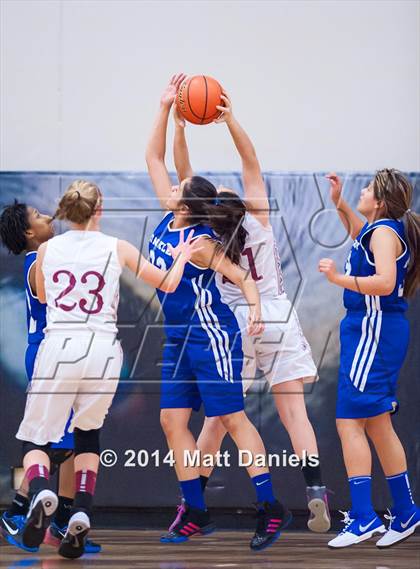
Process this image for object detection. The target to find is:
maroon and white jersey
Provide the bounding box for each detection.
[42,230,121,334]
[216,213,286,305]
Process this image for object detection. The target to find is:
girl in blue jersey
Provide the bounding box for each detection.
[146,75,291,551]
[318,171,420,548]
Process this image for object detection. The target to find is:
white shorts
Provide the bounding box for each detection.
[234,298,318,391]
[16,332,123,445]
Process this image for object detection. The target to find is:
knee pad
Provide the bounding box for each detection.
[22,441,51,458]
[74,428,100,456]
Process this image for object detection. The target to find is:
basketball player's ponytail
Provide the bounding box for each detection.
[205,192,248,265]
[373,169,420,297]
[402,209,420,297]
[55,180,102,225]
[181,176,247,264]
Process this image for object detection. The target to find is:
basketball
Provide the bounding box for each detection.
[176,75,223,125]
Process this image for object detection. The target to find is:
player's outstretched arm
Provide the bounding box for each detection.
[35,242,47,303]
[215,93,270,226]
[319,226,399,295]
[327,173,364,240]
[146,74,186,209]
[173,105,194,183]
[190,238,264,336]
[117,230,201,293]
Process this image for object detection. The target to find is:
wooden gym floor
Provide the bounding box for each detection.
[1,530,419,569]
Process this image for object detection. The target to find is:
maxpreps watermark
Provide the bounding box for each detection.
[100,449,319,468]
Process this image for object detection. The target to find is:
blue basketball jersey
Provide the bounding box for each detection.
[24,251,74,448]
[343,219,409,313]
[149,213,237,326]
[24,251,46,344]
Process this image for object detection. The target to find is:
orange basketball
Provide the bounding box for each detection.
[177,75,223,125]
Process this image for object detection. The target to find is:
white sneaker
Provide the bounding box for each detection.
[328,511,385,548]
[376,507,420,548]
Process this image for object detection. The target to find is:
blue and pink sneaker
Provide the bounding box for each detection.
[168,499,186,533]
[0,513,39,553]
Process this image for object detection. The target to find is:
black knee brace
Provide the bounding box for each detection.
[22,440,51,459]
[74,428,101,456]
[49,448,74,476]
[48,448,74,466]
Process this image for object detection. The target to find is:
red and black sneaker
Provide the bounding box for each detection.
[250,500,292,551]
[160,505,216,543]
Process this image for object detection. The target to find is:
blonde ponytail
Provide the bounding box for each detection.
[55,180,101,224]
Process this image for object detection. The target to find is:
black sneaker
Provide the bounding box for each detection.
[58,511,90,559]
[45,519,102,553]
[160,505,216,543]
[250,500,292,551]
[22,490,58,549]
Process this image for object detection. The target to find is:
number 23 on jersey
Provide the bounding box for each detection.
[53,270,105,315]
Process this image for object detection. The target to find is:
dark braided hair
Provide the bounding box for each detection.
[0,200,30,255]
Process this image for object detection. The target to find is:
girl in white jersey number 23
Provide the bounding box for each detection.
[15,180,200,559]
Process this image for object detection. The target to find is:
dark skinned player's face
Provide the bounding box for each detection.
[26,206,55,244]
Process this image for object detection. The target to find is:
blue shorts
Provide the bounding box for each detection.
[25,342,74,449]
[336,311,409,419]
[160,324,244,417]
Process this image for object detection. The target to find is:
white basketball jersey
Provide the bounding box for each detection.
[42,230,121,334]
[216,213,286,304]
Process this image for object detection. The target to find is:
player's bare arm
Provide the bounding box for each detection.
[173,105,194,183]
[191,237,264,336]
[215,93,270,226]
[146,74,186,209]
[118,229,201,293]
[319,226,400,296]
[327,173,364,240]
